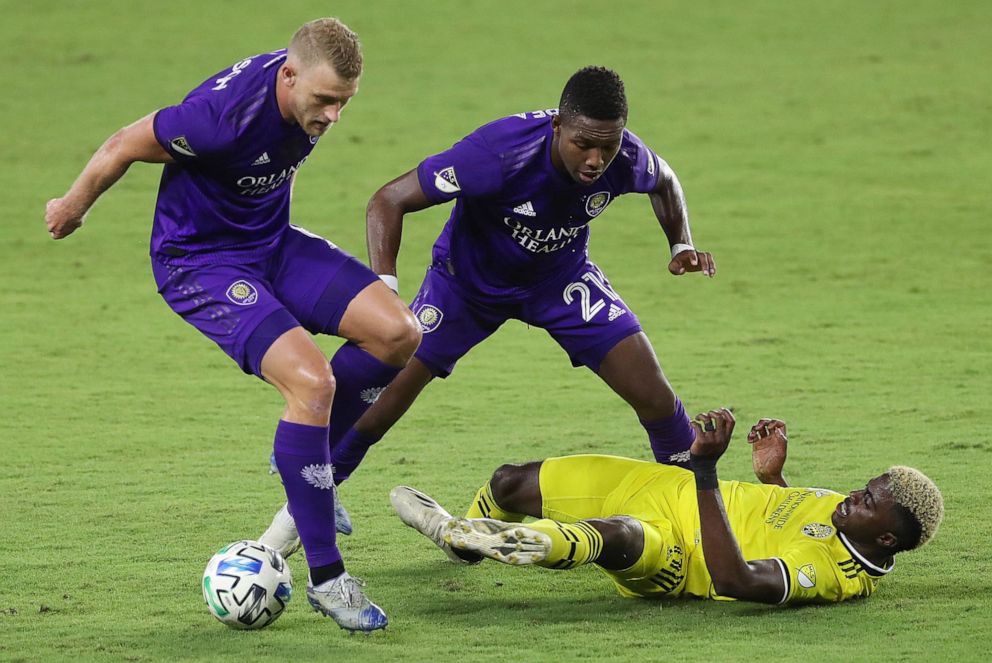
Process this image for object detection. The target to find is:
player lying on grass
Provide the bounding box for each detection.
[391,410,943,604]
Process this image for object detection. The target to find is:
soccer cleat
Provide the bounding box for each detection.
[306,572,388,633]
[334,485,354,536]
[443,518,551,566]
[258,503,302,559]
[390,486,482,565]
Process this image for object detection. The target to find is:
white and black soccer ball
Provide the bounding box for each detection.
[202,540,292,630]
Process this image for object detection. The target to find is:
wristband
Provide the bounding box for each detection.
[690,453,719,490]
[670,243,695,259]
[378,274,399,293]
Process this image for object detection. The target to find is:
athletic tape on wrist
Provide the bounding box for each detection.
[671,243,695,259]
[378,274,399,293]
[690,453,719,490]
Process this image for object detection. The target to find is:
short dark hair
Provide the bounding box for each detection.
[559,66,628,123]
[892,503,924,553]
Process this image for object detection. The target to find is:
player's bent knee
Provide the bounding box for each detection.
[283,362,336,416]
[490,462,541,512]
[385,309,421,362]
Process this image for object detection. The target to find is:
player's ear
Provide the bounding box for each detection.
[877,532,898,550]
[280,63,297,87]
[551,114,561,133]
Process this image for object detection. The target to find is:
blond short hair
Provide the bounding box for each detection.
[289,18,363,79]
[888,466,943,549]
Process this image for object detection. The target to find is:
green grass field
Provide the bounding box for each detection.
[2,1,990,660]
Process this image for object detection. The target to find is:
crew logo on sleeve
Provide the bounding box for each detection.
[225,280,258,305]
[170,136,197,157]
[797,563,817,588]
[585,191,611,217]
[434,166,461,194]
[416,304,444,333]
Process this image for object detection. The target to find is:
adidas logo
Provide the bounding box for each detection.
[512,201,536,217]
[251,152,270,166]
[608,304,626,321]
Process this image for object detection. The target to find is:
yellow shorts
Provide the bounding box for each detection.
[539,455,691,598]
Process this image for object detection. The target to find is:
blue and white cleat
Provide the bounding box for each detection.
[334,487,354,536]
[307,572,388,633]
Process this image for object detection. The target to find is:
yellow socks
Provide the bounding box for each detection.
[525,519,604,569]
[466,481,525,522]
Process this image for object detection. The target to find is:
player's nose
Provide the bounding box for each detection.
[324,103,342,123]
[585,148,604,170]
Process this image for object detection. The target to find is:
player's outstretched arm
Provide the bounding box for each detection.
[45,112,173,240]
[748,418,789,487]
[691,409,787,604]
[648,160,715,277]
[366,169,435,285]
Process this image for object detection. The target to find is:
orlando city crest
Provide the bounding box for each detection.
[585,191,611,217]
[416,304,443,333]
[225,280,258,306]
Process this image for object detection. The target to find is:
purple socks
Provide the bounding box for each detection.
[327,342,401,451]
[641,398,696,468]
[272,420,340,567]
[330,428,381,484]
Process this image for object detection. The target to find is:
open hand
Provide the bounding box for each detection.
[747,419,788,484]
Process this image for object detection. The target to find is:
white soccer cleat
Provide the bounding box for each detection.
[390,486,481,565]
[443,518,551,566]
[258,503,302,559]
[306,572,388,633]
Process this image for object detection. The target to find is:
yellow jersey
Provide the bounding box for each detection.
[601,463,892,604]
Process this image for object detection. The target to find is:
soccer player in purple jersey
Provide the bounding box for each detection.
[44,18,416,632]
[260,66,715,553]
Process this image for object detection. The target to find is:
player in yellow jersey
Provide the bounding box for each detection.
[391,408,943,605]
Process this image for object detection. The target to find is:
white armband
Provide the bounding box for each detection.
[378,274,399,293]
[670,243,695,259]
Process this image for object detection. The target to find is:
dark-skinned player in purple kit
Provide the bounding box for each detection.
[44,18,419,633]
[262,66,716,551]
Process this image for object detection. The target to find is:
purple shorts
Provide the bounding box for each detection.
[410,259,642,377]
[152,225,378,377]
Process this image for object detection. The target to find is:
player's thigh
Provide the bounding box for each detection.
[269,225,379,336]
[407,266,509,378]
[523,261,643,372]
[538,454,653,522]
[152,259,299,377]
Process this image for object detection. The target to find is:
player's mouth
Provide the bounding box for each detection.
[577,170,602,184]
[836,499,850,518]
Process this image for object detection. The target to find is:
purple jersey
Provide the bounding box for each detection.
[416,109,662,298]
[152,50,320,265]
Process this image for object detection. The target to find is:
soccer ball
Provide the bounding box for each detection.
[202,540,293,630]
